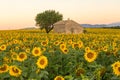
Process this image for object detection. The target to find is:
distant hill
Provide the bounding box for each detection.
[107,22,120,27]
[81,22,120,28]
[20,27,39,30]
[81,24,107,28]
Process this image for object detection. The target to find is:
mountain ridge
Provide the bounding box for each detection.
[81,22,120,28]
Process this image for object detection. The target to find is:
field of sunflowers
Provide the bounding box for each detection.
[0,28,120,80]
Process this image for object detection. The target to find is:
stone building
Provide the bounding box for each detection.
[53,19,83,34]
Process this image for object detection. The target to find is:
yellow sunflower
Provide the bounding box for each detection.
[11,52,18,60]
[85,47,90,52]
[9,65,22,77]
[103,46,108,52]
[54,41,60,46]
[17,52,27,62]
[68,39,72,45]
[111,61,120,76]
[41,40,48,46]
[113,65,120,76]
[78,41,83,48]
[54,76,64,80]
[72,42,79,49]
[0,44,7,51]
[60,43,66,50]
[36,56,48,69]
[84,50,97,62]
[25,48,30,53]
[32,47,42,57]
[111,61,120,70]
[15,46,19,50]
[3,57,10,63]
[0,64,9,73]
[61,48,69,54]
[13,39,19,44]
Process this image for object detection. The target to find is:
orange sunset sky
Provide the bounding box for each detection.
[0,0,120,30]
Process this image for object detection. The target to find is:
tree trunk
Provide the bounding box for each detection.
[45,25,54,33]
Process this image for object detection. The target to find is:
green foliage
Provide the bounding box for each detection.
[35,10,63,33]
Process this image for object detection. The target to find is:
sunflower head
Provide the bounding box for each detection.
[36,56,48,69]
[54,76,65,80]
[0,64,9,73]
[54,41,60,46]
[25,48,30,53]
[68,39,72,45]
[41,40,48,46]
[84,50,97,62]
[78,41,83,48]
[9,65,22,77]
[0,44,7,51]
[111,61,120,69]
[61,48,68,54]
[3,57,11,63]
[13,39,19,44]
[11,52,18,60]
[17,52,27,62]
[85,47,90,52]
[32,47,42,57]
[113,65,120,76]
[60,44,66,50]
[103,46,108,52]
[72,43,79,49]
[111,61,120,76]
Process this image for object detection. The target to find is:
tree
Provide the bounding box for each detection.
[35,10,63,33]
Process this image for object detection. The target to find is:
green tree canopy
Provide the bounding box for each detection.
[35,10,63,33]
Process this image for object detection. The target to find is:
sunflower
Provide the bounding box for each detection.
[111,61,120,70]
[68,39,72,45]
[25,48,30,53]
[9,65,22,77]
[103,46,108,52]
[36,56,48,69]
[111,61,120,76]
[17,52,27,62]
[0,44,7,51]
[61,48,69,54]
[3,57,11,63]
[41,40,48,46]
[54,41,60,46]
[13,39,19,44]
[85,47,90,52]
[15,46,19,51]
[72,42,79,49]
[11,52,18,60]
[112,61,120,76]
[60,43,66,50]
[32,47,42,57]
[112,65,120,76]
[0,64,9,73]
[54,76,64,80]
[84,50,97,62]
[78,41,83,48]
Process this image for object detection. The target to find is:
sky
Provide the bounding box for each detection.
[0,0,120,30]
